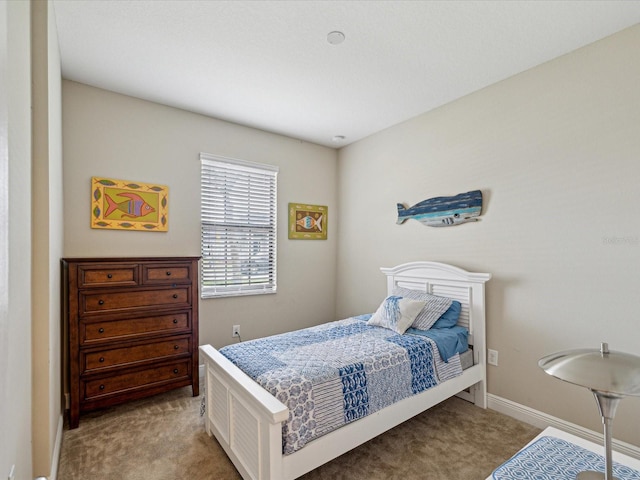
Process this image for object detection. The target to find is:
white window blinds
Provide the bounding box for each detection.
[200,153,278,298]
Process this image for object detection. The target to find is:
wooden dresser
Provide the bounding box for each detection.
[63,256,200,428]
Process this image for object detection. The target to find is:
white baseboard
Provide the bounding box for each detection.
[52,412,63,479]
[488,393,640,460]
[43,413,64,480]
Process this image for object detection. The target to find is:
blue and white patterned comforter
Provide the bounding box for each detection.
[220,316,464,454]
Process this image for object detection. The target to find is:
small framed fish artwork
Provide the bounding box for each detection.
[288,203,327,240]
[91,177,169,231]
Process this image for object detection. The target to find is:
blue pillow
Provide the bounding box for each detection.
[431,300,461,329]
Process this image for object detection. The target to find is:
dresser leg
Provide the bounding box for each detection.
[69,407,80,429]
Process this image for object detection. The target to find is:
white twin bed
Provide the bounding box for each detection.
[199,261,491,480]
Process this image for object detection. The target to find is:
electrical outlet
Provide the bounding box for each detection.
[232,325,240,338]
[488,349,499,366]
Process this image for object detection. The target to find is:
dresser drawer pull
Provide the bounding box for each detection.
[174,345,179,350]
[98,299,104,305]
[99,357,105,363]
[172,294,178,299]
[98,328,105,334]
[173,369,179,374]
[107,274,113,279]
[99,384,105,390]
[173,319,178,324]
[166,271,172,276]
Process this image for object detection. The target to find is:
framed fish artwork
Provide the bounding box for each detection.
[91,177,169,231]
[288,203,327,240]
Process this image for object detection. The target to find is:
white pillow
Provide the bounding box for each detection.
[367,295,426,334]
[391,286,453,330]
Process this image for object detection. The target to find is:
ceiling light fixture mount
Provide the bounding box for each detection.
[331,135,346,143]
[327,31,345,45]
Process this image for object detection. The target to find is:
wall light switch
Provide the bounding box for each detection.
[488,349,499,366]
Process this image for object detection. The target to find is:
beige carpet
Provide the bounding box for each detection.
[57,385,540,480]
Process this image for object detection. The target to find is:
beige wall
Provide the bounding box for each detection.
[62,81,339,353]
[1,1,33,479]
[336,25,640,446]
[31,0,64,477]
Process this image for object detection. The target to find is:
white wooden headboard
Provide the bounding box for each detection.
[380,261,491,364]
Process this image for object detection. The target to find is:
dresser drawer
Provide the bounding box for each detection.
[82,336,191,373]
[81,312,190,344]
[142,263,192,284]
[80,287,191,315]
[82,360,191,401]
[78,264,139,287]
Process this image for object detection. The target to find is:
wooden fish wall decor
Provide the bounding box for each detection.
[397,190,483,227]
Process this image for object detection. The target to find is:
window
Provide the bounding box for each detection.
[200,153,278,298]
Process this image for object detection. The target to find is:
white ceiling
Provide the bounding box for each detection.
[52,1,640,148]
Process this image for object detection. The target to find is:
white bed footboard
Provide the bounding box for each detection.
[200,344,288,480]
[200,261,491,480]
